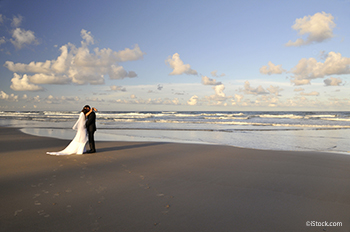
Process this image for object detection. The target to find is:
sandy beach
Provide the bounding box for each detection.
[1,126,350,232]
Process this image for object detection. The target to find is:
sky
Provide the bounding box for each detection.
[1,0,350,111]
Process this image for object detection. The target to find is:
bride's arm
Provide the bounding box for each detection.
[85,108,93,117]
[85,107,97,117]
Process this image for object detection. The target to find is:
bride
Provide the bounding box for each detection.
[47,107,96,156]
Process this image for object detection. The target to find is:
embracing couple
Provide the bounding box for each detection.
[47,105,97,156]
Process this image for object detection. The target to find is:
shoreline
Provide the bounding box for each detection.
[19,126,350,155]
[2,110,350,153]
[1,126,350,231]
[0,111,350,154]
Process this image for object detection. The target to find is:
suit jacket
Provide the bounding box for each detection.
[86,111,96,132]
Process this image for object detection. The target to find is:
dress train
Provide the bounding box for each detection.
[47,112,88,155]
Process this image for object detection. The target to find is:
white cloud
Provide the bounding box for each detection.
[255,95,280,107]
[33,95,41,102]
[5,29,145,87]
[324,77,343,86]
[63,38,143,84]
[109,65,137,80]
[290,52,350,85]
[10,28,38,49]
[266,85,283,96]
[242,81,269,95]
[80,29,94,46]
[187,95,199,105]
[51,45,68,73]
[0,91,18,101]
[213,84,226,99]
[286,12,336,47]
[202,84,231,105]
[165,53,198,75]
[201,76,222,85]
[0,36,6,46]
[110,85,126,92]
[85,97,105,102]
[109,95,181,106]
[170,98,180,105]
[5,60,52,73]
[11,15,23,27]
[109,65,127,79]
[45,95,80,104]
[10,73,44,91]
[294,87,304,92]
[234,94,244,103]
[28,73,71,84]
[291,78,311,86]
[211,70,225,77]
[105,45,145,62]
[0,15,38,50]
[300,91,320,96]
[259,61,285,75]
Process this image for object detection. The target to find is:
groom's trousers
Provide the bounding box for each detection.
[88,131,96,152]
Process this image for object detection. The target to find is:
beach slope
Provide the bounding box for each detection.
[1,127,350,232]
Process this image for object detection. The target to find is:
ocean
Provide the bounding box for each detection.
[1,111,350,154]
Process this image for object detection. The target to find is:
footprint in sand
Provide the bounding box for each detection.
[38,210,45,215]
[38,210,50,218]
[94,186,106,194]
[34,201,41,206]
[91,219,100,231]
[66,205,72,213]
[14,209,22,216]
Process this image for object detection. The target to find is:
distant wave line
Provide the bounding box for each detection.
[23,126,350,133]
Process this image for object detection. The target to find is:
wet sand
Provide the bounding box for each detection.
[1,126,350,232]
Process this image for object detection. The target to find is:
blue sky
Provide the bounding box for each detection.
[1,0,350,111]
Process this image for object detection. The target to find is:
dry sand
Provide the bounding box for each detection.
[1,126,350,232]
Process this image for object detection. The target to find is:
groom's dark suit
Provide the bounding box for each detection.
[86,111,96,152]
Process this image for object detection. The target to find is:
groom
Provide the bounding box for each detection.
[84,105,97,153]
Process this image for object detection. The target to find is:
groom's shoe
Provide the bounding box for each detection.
[87,149,96,153]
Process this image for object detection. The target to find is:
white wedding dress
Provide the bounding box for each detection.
[47,112,88,155]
